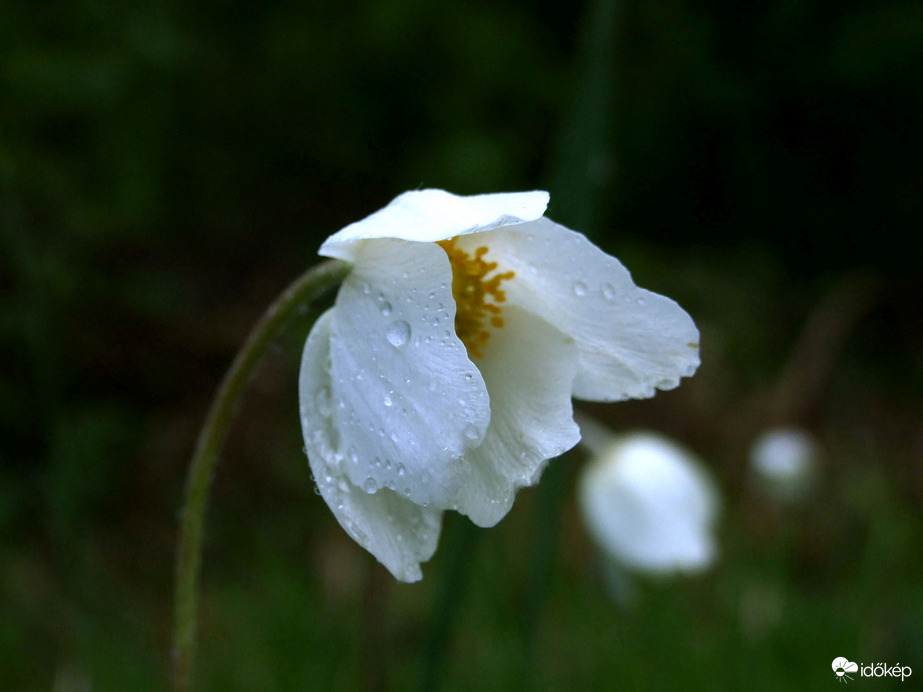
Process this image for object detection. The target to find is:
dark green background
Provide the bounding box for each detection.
[2,0,921,689]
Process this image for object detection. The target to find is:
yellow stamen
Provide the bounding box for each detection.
[437,237,515,358]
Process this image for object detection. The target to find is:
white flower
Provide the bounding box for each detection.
[749,427,818,503]
[299,189,699,581]
[578,427,719,574]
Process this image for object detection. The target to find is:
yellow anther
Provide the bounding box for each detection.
[437,237,515,358]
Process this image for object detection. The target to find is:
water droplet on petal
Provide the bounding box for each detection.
[315,387,332,417]
[386,320,411,347]
[463,424,481,441]
[602,283,616,300]
[363,477,378,493]
[383,392,393,407]
[380,301,392,316]
[573,281,588,296]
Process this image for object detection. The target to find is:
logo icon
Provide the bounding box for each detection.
[833,657,858,683]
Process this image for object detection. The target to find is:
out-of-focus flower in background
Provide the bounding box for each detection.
[578,424,720,576]
[299,190,700,581]
[749,427,819,504]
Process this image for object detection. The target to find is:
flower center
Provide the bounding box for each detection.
[437,237,515,358]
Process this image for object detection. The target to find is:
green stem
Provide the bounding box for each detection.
[417,517,480,692]
[172,259,350,691]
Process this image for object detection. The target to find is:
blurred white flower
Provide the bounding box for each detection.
[300,189,699,581]
[749,427,818,503]
[578,427,719,574]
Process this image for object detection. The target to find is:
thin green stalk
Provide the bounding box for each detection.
[521,452,572,674]
[417,517,480,692]
[172,259,350,691]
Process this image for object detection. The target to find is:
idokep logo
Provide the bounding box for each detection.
[832,657,913,683]
[833,658,858,683]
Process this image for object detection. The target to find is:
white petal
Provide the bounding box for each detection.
[578,432,718,573]
[456,219,700,401]
[320,189,549,261]
[300,310,442,582]
[454,305,580,527]
[328,239,490,507]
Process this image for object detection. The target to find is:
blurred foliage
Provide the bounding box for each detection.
[1,0,921,689]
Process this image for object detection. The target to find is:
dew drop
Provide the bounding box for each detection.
[573,281,588,296]
[386,320,412,347]
[363,477,378,493]
[396,463,406,476]
[315,386,332,417]
[380,301,393,316]
[602,283,616,300]
[463,424,481,441]
[383,392,393,407]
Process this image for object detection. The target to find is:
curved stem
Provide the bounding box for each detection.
[172,259,350,691]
